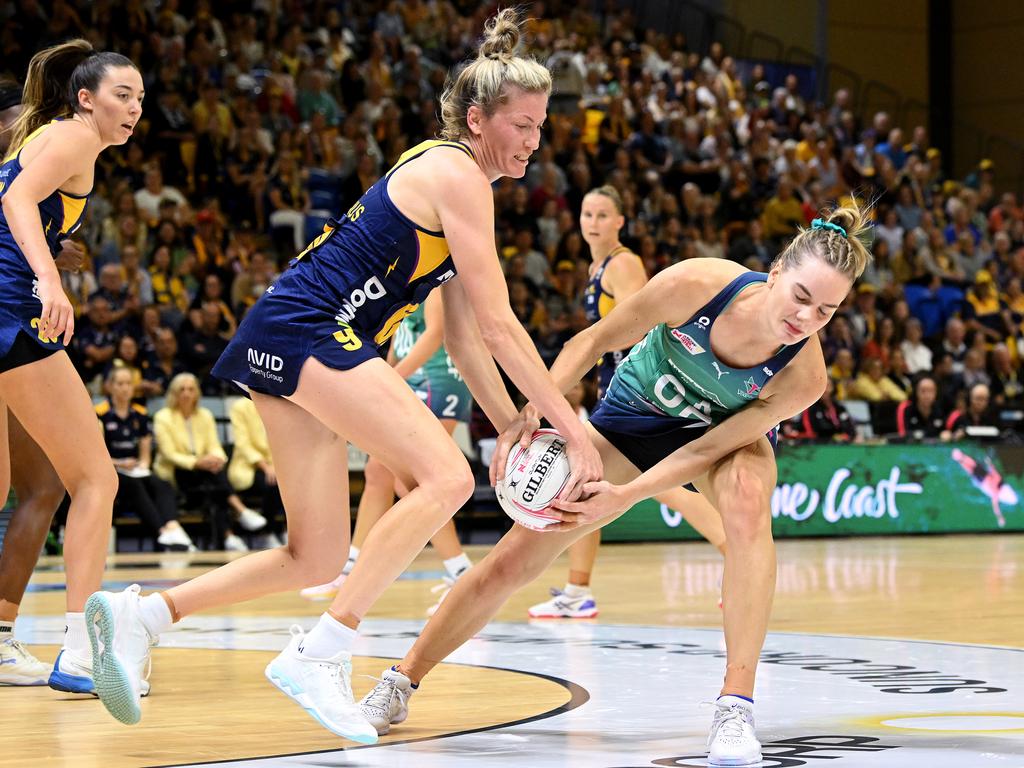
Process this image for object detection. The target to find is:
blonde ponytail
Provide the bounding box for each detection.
[772,201,873,280]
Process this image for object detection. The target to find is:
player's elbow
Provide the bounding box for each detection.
[476,310,518,350]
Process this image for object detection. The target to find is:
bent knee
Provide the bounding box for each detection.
[13,482,65,514]
[421,456,474,509]
[289,543,348,587]
[67,464,119,501]
[716,467,772,538]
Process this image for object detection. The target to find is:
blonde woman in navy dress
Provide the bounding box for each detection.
[0,41,142,691]
[529,185,727,619]
[86,10,601,734]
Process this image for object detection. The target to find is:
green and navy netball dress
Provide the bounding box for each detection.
[213,140,472,395]
[589,271,807,479]
[390,303,473,422]
[0,120,91,369]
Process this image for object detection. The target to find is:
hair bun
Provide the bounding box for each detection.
[478,8,521,59]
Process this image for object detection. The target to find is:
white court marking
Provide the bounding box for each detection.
[19,616,1024,767]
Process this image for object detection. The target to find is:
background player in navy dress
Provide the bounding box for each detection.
[0,42,142,692]
[529,185,727,619]
[86,10,602,733]
[361,205,872,768]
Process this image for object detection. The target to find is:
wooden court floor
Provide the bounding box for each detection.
[5,533,1023,766]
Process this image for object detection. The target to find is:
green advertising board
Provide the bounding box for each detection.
[602,441,1024,541]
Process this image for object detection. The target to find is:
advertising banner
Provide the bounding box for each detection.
[602,442,1024,541]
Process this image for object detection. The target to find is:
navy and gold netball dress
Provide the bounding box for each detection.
[213,140,473,396]
[583,246,632,398]
[0,120,91,366]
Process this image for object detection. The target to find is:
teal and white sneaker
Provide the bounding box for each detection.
[359,667,414,735]
[49,648,152,696]
[265,626,378,744]
[707,695,762,767]
[0,636,51,686]
[527,587,599,619]
[85,584,155,724]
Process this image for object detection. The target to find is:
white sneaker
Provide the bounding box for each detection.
[84,584,156,725]
[224,533,249,552]
[359,667,414,735]
[527,587,598,619]
[157,526,196,552]
[265,626,378,744]
[236,507,267,531]
[48,648,152,697]
[299,556,354,600]
[0,636,50,685]
[706,695,762,767]
[426,577,454,617]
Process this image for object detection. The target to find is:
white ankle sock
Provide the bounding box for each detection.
[64,612,88,655]
[443,553,472,580]
[299,612,357,659]
[0,619,13,639]
[138,593,174,636]
[563,583,591,597]
[342,546,359,574]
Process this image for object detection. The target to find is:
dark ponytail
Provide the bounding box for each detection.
[7,39,136,151]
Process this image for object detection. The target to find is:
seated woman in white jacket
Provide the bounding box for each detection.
[227,397,285,548]
[153,373,265,551]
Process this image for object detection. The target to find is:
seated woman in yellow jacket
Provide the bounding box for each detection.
[154,373,266,552]
[847,357,909,402]
[227,397,285,548]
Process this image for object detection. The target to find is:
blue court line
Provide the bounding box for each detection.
[27,569,448,594]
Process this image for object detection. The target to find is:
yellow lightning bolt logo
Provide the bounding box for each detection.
[385,256,400,277]
[44,219,52,235]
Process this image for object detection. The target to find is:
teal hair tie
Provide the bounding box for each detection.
[811,218,847,238]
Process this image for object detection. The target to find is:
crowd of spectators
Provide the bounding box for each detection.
[4,0,1024,475]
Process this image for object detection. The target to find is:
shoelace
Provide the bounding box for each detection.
[711,701,750,741]
[3,637,42,664]
[430,576,455,604]
[361,674,403,712]
[322,658,354,699]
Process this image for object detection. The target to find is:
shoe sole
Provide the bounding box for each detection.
[527,610,599,619]
[48,669,94,694]
[299,591,338,601]
[265,661,378,744]
[85,593,141,725]
[707,755,763,767]
[0,673,49,686]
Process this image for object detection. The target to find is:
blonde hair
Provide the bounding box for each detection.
[438,9,552,141]
[584,185,624,215]
[772,202,873,280]
[165,372,200,412]
[8,39,135,152]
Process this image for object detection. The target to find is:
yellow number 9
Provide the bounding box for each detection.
[333,323,363,351]
[30,317,58,344]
